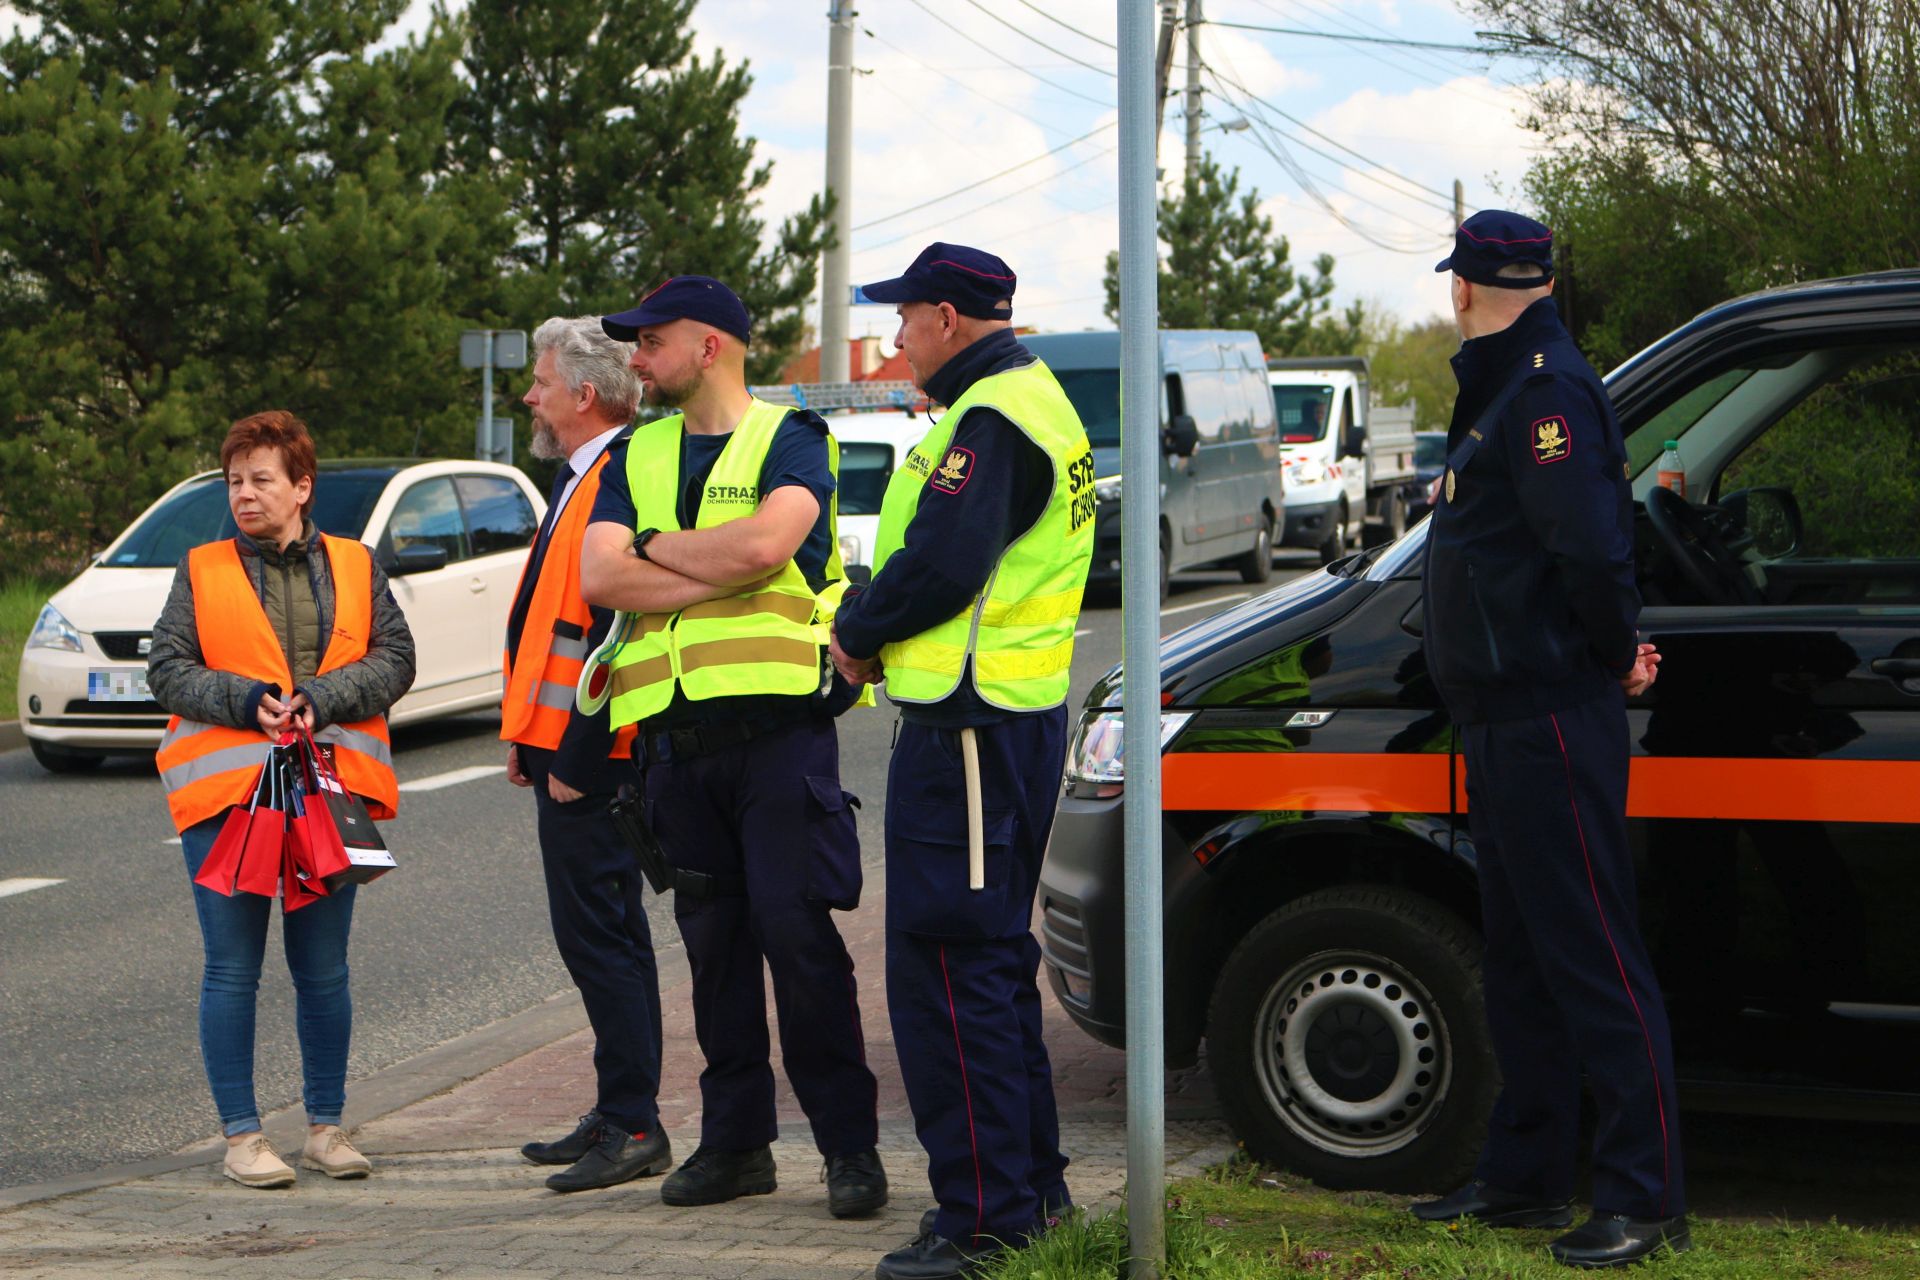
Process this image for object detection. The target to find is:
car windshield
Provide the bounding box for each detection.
[1414,433,1446,467]
[1273,385,1334,442]
[103,471,390,568]
[838,442,894,515]
[1053,369,1121,447]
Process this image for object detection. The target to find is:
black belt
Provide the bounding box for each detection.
[634,711,808,765]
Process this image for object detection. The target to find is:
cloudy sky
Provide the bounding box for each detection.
[8,0,1559,342]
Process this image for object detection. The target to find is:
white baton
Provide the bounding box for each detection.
[960,726,985,891]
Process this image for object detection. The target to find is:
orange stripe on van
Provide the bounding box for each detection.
[1163,751,1920,824]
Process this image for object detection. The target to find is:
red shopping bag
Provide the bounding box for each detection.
[234,744,288,898]
[281,752,332,912]
[297,727,395,891]
[192,756,271,897]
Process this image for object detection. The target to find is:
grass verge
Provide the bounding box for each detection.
[977,1160,1920,1278]
[1,578,62,717]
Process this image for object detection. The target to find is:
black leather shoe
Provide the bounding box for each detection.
[826,1148,889,1218]
[659,1144,777,1206]
[874,1230,1002,1280]
[1550,1214,1691,1268]
[1410,1179,1575,1229]
[521,1111,603,1166]
[544,1125,672,1192]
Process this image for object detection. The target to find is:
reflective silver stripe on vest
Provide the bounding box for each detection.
[158,718,220,754]
[534,680,575,710]
[550,635,592,661]
[315,723,394,767]
[159,740,272,793]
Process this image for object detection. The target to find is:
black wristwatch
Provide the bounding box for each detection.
[631,527,661,561]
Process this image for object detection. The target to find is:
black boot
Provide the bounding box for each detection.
[544,1125,672,1192]
[1550,1214,1691,1268]
[520,1111,603,1166]
[874,1230,1002,1280]
[659,1144,778,1207]
[825,1148,889,1218]
[1410,1179,1574,1229]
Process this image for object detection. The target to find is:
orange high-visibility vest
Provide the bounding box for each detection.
[500,446,636,757]
[156,535,399,833]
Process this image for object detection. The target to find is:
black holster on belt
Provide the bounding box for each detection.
[608,783,747,900]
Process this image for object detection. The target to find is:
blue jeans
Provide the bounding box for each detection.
[181,814,357,1137]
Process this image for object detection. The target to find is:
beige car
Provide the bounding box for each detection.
[17,458,546,773]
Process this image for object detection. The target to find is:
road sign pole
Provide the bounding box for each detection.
[1118,1,1166,1277]
[479,332,495,462]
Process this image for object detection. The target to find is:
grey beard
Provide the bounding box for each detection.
[529,421,564,460]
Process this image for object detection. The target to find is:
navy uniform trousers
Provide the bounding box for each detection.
[520,744,663,1137]
[1460,689,1686,1220]
[886,711,1073,1248]
[640,717,879,1156]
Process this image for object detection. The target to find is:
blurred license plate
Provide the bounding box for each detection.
[88,668,151,701]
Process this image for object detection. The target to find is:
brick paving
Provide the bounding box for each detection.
[0,886,1233,1279]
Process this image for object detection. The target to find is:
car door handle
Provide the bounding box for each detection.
[468,577,487,593]
[1870,657,1920,677]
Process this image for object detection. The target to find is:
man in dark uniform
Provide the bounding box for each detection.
[578,276,885,1220]
[1411,210,1688,1269]
[504,317,666,1191]
[829,245,1095,1280]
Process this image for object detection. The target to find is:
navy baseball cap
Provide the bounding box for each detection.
[859,243,1016,320]
[602,276,752,344]
[1435,210,1555,288]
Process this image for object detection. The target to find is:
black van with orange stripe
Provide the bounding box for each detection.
[1037,270,1920,1193]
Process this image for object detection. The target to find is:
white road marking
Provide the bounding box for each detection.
[0,878,65,899]
[164,837,181,846]
[1160,592,1249,618]
[1075,628,1093,637]
[400,765,507,793]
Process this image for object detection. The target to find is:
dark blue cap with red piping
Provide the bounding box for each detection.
[1435,210,1555,288]
[602,275,752,344]
[858,242,1017,320]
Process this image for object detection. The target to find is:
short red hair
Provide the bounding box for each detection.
[221,411,318,516]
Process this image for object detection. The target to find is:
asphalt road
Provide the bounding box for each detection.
[0,562,1293,1190]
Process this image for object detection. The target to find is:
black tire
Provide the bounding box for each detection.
[29,739,105,774]
[1207,886,1493,1193]
[1236,517,1274,585]
[1317,499,1349,565]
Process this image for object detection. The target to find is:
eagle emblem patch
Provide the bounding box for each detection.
[1531,416,1571,465]
[930,446,975,494]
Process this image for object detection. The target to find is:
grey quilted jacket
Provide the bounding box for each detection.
[147,522,416,731]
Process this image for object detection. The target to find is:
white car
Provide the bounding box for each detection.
[18,459,546,773]
[822,410,929,576]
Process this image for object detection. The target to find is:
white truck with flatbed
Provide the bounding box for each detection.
[1268,356,1420,563]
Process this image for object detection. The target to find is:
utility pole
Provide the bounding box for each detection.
[1184,0,1204,176]
[1453,178,1465,228]
[1153,0,1178,161]
[820,1,856,384]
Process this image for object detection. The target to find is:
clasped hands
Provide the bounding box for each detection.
[829,626,882,686]
[1619,641,1661,697]
[256,689,315,736]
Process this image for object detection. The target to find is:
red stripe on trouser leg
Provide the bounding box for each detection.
[1549,712,1672,1216]
[939,944,986,1243]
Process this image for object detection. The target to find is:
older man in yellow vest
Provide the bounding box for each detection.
[579,276,885,1221]
[828,244,1096,1280]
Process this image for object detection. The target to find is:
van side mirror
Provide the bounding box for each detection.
[385,544,450,575]
[1164,413,1199,457]
[1343,423,1366,458]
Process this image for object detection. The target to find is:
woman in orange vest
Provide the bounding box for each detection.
[147,411,415,1190]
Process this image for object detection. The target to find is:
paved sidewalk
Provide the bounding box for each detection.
[0,885,1232,1279]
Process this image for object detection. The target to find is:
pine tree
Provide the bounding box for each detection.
[1102,154,1345,358]
[447,0,831,383]
[0,1,493,570]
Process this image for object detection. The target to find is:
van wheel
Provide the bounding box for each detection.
[29,740,105,774]
[1237,518,1274,585]
[1207,886,1493,1192]
[1317,499,1349,565]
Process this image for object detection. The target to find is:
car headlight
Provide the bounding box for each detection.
[1093,475,1123,504]
[26,604,84,653]
[1287,459,1327,487]
[1066,708,1193,783]
[838,533,862,567]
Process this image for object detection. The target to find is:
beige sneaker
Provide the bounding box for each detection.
[223,1134,295,1188]
[302,1125,372,1179]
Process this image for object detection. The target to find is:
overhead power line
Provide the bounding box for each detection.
[904,0,1114,109]
[851,121,1117,232]
[1197,18,1498,55]
[1007,0,1117,50]
[958,0,1116,77]
[856,145,1118,255]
